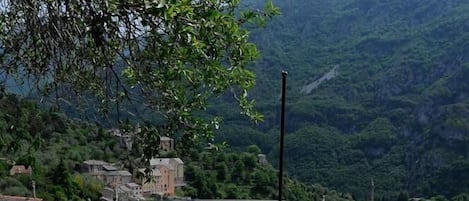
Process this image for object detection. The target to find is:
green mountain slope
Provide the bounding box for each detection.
[0,91,125,200]
[182,147,353,201]
[0,91,354,201]
[216,0,469,199]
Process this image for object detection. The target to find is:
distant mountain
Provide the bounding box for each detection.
[216,0,469,199]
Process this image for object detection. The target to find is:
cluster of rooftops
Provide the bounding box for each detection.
[82,157,185,201]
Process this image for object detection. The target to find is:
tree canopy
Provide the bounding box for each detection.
[0,0,279,158]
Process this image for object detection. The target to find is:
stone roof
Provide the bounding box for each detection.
[102,165,118,171]
[160,136,173,141]
[106,170,132,176]
[125,182,141,188]
[149,158,183,168]
[138,168,161,177]
[118,185,131,193]
[172,158,184,165]
[149,158,172,169]
[83,160,108,166]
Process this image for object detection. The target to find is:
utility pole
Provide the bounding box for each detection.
[30,166,36,199]
[370,178,375,201]
[114,185,119,201]
[31,180,36,199]
[278,71,287,201]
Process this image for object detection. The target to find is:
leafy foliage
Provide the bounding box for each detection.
[0,0,279,160]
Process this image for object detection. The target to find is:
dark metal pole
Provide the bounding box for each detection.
[278,71,287,201]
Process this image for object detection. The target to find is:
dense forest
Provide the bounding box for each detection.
[214,0,469,200]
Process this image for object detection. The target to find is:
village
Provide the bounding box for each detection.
[86,129,186,201]
[1,129,187,201]
[82,156,184,201]
[1,124,273,201]
[1,130,274,201]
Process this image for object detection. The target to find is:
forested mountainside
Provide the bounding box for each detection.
[0,91,350,201]
[214,0,469,199]
[1,0,468,200]
[0,91,125,200]
[183,146,353,201]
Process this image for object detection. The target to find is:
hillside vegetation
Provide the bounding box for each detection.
[0,91,352,201]
[0,91,125,200]
[215,0,469,199]
[1,0,468,200]
[182,146,353,201]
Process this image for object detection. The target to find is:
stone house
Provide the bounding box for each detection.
[9,165,32,176]
[104,170,132,188]
[156,164,174,196]
[257,154,268,166]
[149,158,185,187]
[171,159,184,187]
[125,183,143,198]
[82,160,132,188]
[109,128,133,150]
[82,157,184,199]
[82,160,108,177]
[138,158,185,196]
[101,183,143,201]
[138,168,163,196]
